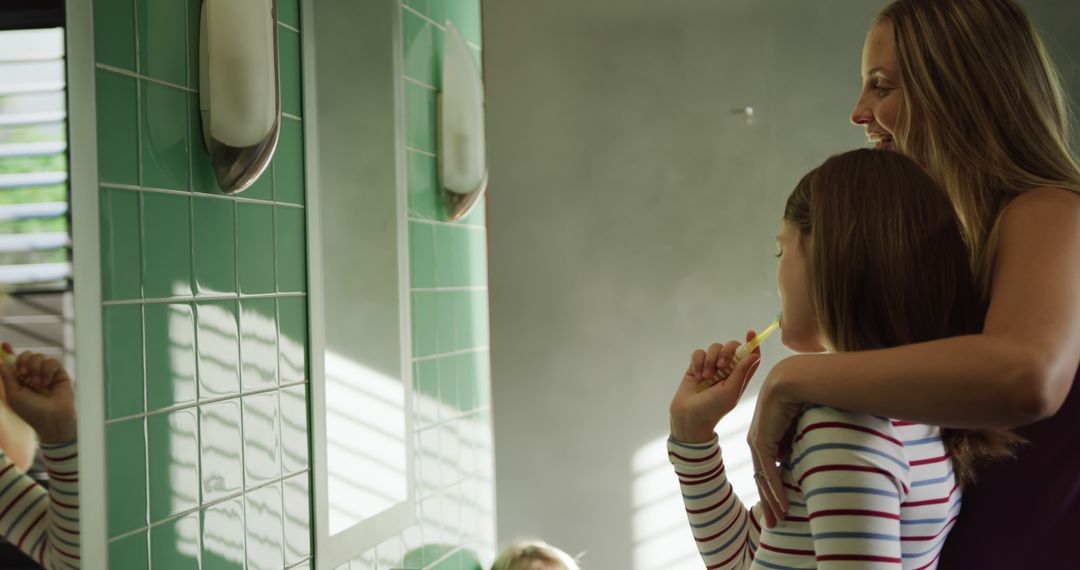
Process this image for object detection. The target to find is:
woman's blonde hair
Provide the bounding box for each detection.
[491,541,581,570]
[877,0,1080,293]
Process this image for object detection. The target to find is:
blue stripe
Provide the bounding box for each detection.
[912,469,955,487]
[669,437,716,451]
[0,476,23,501]
[39,441,77,450]
[814,531,900,541]
[690,499,738,529]
[48,487,78,497]
[49,528,80,549]
[901,517,947,525]
[700,516,747,556]
[48,509,79,524]
[754,558,809,570]
[902,436,942,446]
[804,486,900,500]
[788,501,806,508]
[5,493,45,535]
[767,529,813,538]
[683,480,727,501]
[790,443,909,472]
[28,532,45,559]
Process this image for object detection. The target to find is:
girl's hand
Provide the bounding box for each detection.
[669,331,763,443]
[0,345,76,444]
[747,357,803,528]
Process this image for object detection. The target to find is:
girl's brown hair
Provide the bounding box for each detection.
[785,149,1021,485]
[877,0,1080,294]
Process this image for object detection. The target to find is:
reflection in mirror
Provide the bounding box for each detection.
[309,0,414,563]
[0,17,81,568]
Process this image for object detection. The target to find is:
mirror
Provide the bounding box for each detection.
[306,0,414,566]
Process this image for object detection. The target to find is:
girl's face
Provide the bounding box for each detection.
[851,20,903,151]
[776,222,827,353]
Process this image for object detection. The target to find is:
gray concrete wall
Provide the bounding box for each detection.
[483,2,1079,568]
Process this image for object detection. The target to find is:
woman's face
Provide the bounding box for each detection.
[851,20,903,151]
[776,222,827,353]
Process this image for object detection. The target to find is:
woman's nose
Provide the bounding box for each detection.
[851,95,873,126]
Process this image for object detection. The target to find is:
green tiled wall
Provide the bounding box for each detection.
[94,0,491,567]
[94,0,311,567]
[338,1,496,569]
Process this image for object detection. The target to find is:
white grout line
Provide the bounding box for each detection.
[282,112,302,121]
[99,182,305,208]
[405,146,436,158]
[400,4,483,52]
[411,346,489,363]
[407,217,486,231]
[404,75,437,91]
[96,63,197,94]
[106,469,310,543]
[102,291,306,306]
[414,406,492,435]
[104,380,309,425]
[410,286,488,293]
[278,21,300,34]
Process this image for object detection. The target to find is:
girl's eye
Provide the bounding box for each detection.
[774,251,783,259]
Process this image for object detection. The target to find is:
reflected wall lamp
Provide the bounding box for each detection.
[199,0,281,194]
[439,22,487,221]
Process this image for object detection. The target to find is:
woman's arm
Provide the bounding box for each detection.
[669,438,761,569]
[747,187,1080,526]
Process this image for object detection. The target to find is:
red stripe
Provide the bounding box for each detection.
[749,511,762,533]
[902,516,959,541]
[16,511,45,547]
[759,541,815,556]
[794,421,903,446]
[0,464,15,479]
[809,509,901,520]
[783,482,801,493]
[799,465,909,494]
[686,484,733,515]
[892,420,915,427]
[709,535,748,570]
[784,515,809,522]
[42,452,77,462]
[696,507,744,543]
[910,453,949,466]
[818,554,902,563]
[51,544,80,561]
[0,484,36,520]
[669,448,719,463]
[914,549,944,570]
[675,462,725,481]
[903,484,958,507]
[49,498,79,510]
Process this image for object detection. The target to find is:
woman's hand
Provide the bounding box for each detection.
[669,331,763,443]
[747,356,804,528]
[0,345,76,444]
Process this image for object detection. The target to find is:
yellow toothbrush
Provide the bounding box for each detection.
[698,311,782,392]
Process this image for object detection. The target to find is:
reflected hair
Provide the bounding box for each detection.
[877,0,1080,293]
[491,541,581,570]
[785,149,1021,485]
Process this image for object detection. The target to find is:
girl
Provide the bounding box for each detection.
[492,541,581,570]
[669,149,1017,569]
[0,345,80,569]
[739,2,1080,566]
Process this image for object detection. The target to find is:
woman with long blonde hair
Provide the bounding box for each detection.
[675,0,1080,566]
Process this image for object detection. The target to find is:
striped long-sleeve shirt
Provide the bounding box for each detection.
[0,440,79,569]
[669,405,957,569]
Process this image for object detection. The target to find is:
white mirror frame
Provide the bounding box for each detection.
[303,0,416,567]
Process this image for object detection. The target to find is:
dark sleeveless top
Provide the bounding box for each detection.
[939,366,1080,568]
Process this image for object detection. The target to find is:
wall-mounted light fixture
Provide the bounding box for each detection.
[199,0,280,194]
[439,22,487,221]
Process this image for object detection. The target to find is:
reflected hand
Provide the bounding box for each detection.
[747,357,802,528]
[0,344,76,444]
[669,331,763,444]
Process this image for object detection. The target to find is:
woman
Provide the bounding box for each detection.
[669,149,1018,569]
[733,1,1080,566]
